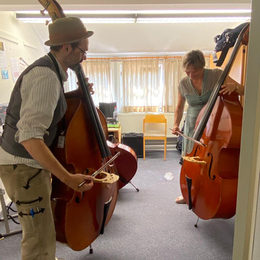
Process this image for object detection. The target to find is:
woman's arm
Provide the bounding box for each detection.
[219,76,244,95]
[172,91,185,135]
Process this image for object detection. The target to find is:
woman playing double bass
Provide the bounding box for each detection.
[171,50,244,204]
[0,17,94,259]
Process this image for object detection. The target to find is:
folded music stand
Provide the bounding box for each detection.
[0,188,22,239]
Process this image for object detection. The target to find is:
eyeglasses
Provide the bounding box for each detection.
[76,46,87,56]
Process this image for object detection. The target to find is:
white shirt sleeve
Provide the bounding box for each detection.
[15,66,61,143]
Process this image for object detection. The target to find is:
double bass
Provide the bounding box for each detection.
[98,112,138,190]
[39,0,119,251]
[180,23,249,220]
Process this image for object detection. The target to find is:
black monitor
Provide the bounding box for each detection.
[99,102,117,120]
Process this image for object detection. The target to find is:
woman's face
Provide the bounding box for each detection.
[185,65,204,81]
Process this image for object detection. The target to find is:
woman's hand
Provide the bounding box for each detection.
[220,76,244,96]
[219,83,239,95]
[172,126,181,135]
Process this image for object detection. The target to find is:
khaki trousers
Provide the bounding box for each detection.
[0,164,56,260]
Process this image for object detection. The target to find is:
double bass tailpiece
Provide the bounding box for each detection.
[78,152,120,188]
[182,156,207,165]
[93,172,119,184]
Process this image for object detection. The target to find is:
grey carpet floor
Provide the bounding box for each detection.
[0,150,233,260]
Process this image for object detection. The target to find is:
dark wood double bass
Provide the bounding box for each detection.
[38,0,122,251]
[98,113,138,190]
[108,141,138,190]
[180,23,249,220]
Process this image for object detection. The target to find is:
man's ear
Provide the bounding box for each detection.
[63,44,71,53]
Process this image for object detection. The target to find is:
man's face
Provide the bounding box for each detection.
[185,65,204,81]
[68,38,89,68]
[76,38,89,63]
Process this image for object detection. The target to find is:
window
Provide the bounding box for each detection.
[69,55,209,113]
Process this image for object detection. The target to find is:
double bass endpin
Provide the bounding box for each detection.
[194,217,200,228]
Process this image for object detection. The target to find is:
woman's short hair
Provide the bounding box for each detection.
[183,50,205,69]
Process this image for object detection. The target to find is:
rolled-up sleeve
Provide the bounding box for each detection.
[15,66,61,143]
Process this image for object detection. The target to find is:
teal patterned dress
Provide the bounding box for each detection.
[179,68,222,155]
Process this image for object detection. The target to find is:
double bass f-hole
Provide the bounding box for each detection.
[185,176,193,210]
[207,153,216,180]
[193,145,200,156]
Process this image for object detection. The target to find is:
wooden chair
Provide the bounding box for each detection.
[143,114,167,160]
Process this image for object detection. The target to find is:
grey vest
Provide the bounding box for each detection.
[1,54,67,159]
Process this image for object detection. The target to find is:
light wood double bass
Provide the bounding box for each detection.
[180,23,249,220]
[38,0,120,251]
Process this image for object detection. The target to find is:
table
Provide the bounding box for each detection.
[108,125,122,143]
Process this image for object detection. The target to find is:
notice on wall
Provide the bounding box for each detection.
[0,41,9,79]
[0,50,7,67]
[10,57,20,82]
[1,69,8,79]
[0,41,4,51]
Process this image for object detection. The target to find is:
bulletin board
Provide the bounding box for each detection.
[0,37,27,83]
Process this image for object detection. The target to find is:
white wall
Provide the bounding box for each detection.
[232,0,260,259]
[118,112,182,137]
[0,12,45,104]
[0,11,45,203]
[119,112,173,135]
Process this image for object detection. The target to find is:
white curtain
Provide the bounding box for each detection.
[121,58,162,112]
[82,59,114,105]
[76,55,210,113]
[163,57,185,112]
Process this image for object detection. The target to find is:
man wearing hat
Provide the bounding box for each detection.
[0,17,94,259]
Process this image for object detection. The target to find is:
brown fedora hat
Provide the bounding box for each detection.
[44,17,94,46]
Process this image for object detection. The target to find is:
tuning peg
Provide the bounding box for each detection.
[40,9,46,15]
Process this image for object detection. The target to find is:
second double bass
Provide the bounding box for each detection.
[98,110,138,190]
[180,23,249,220]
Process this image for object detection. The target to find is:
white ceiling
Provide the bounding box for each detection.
[0,0,252,56]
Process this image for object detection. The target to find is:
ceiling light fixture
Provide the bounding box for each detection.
[15,9,251,24]
[137,16,250,24]
[16,9,251,15]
